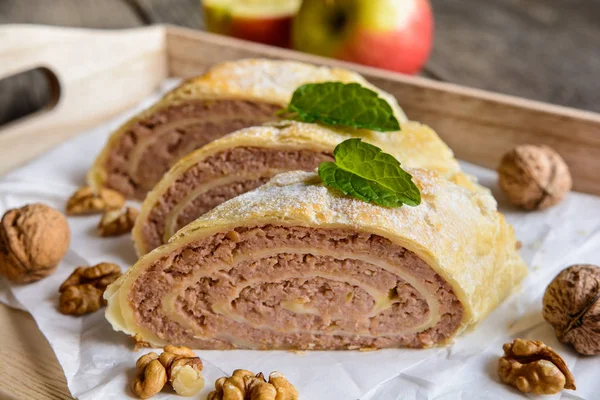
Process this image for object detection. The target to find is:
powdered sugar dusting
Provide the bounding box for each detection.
[168,119,467,192]
[175,168,525,325]
[168,59,407,122]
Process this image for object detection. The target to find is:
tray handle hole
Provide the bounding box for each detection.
[0,66,61,130]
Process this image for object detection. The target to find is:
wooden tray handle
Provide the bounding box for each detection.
[0,25,168,175]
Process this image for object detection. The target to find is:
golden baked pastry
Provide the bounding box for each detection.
[88,59,407,200]
[105,170,527,349]
[132,120,478,255]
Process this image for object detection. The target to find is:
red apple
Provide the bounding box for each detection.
[203,0,301,48]
[292,0,433,74]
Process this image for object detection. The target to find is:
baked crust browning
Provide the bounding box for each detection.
[88,59,408,200]
[101,100,280,199]
[133,121,476,255]
[129,226,463,349]
[107,170,527,349]
[138,146,332,253]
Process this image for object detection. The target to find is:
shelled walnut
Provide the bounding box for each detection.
[97,207,139,237]
[133,334,151,351]
[543,264,600,355]
[66,186,124,215]
[497,145,571,210]
[208,369,298,400]
[58,262,121,315]
[131,352,167,399]
[158,345,204,397]
[498,338,575,395]
[0,203,70,283]
[130,345,204,399]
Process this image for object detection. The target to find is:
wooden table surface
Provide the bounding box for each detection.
[1,1,599,398]
[2,0,600,127]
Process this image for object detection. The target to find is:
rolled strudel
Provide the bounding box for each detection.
[88,59,406,199]
[133,121,475,255]
[132,121,478,255]
[106,170,527,349]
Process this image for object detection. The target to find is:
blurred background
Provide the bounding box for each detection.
[1,0,599,127]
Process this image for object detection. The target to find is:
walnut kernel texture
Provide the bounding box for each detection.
[97,207,138,237]
[58,262,121,315]
[130,345,204,399]
[208,369,298,400]
[498,338,575,395]
[131,352,167,399]
[66,186,124,215]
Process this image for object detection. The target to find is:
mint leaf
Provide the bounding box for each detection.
[282,82,400,132]
[318,139,421,207]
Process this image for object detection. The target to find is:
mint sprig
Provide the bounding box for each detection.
[318,139,421,207]
[281,82,400,132]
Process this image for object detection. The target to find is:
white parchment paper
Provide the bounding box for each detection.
[1,80,599,399]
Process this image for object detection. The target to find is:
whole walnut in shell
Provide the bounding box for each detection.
[497,145,572,210]
[0,203,70,283]
[543,264,600,355]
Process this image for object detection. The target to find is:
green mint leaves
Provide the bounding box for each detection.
[281,82,400,132]
[281,82,417,207]
[318,139,421,208]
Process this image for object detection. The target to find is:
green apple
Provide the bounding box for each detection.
[203,0,301,48]
[292,0,433,74]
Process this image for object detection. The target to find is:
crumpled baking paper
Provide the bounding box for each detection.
[1,80,599,400]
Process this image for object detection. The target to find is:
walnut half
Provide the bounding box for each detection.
[131,352,167,399]
[158,345,204,397]
[66,186,124,215]
[208,369,298,400]
[97,207,139,237]
[58,262,121,315]
[498,338,576,395]
[130,345,204,399]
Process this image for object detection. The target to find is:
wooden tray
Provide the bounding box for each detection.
[0,24,599,399]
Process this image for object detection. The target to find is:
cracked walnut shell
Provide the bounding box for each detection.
[0,203,70,283]
[498,338,575,395]
[58,262,121,315]
[497,145,571,210]
[98,207,139,237]
[208,369,298,400]
[543,264,600,355]
[66,186,124,215]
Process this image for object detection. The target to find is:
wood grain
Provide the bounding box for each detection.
[0,0,143,27]
[166,26,600,195]
[0,0,144,128]
[0,23,599,400]
[2,0,600,126]
[133,0,205,28]
[0,25,168,174]
[126,0,600,113]
[0,69,51,126]
[0,304,71,400]
[429,0,600,113]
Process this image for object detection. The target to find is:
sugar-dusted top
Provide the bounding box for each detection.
[170,169,525,327]
[164,59,407,121]
[89,58,406,189]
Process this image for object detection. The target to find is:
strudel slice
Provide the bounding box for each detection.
[88,59,406,199]
[106,170,526,349]
[132,120,477,254]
